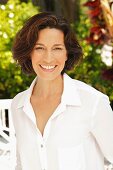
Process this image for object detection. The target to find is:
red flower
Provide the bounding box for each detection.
[83,0,100,7]
[102,68,113,81]
[88,7,101,17]
[90,26,102,33]
[86,26,108,44]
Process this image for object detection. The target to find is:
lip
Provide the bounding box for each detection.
[39,64,57,72]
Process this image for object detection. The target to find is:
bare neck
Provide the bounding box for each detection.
[32,75,63,99]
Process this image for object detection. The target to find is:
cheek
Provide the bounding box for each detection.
[64,54,68,62]
[31,54,40,63]
[63,51,68,61]
[60,52,67,62]
[59,58,67,67]
[65,55,68,61]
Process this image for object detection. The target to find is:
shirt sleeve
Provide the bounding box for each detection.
[15,141,22,170]
[11,99,22,170]
[91,95,113,164]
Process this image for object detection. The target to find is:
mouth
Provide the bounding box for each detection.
[39,64,57,72]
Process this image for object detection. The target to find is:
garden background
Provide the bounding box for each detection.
[0,0,113,108]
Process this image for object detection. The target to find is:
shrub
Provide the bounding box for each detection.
[0,0,38,98]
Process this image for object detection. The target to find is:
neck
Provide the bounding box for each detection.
[32,74,64,98]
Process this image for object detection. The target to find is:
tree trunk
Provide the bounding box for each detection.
[0,0,8,4]
[19,0,80,23]
[31,0,80,23]
[58,0,80,23]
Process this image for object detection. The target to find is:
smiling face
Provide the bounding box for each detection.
[31,28,67,81]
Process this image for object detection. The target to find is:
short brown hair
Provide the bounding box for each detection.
[12,12,83,74]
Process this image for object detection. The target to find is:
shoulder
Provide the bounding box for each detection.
[72,79,110,114]
[71,77,108,100]
[74,79,102,94]
[11,89,28,110]
[12,89,27,102]
[11,76,37,111]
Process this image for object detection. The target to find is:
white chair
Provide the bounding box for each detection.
[0,99,16,170]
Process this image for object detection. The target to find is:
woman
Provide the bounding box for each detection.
[11,12,113,170]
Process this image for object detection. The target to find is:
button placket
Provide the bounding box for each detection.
[39,141,47,170]
[41,144,44,148]
[37,118,52,170]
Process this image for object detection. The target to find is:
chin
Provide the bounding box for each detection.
[36,71,63,81]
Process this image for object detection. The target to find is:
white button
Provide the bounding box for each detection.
[41,144,43,148]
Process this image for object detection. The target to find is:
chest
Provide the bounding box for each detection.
[17,105,92,148]
[15,106,101,170]
[30,95,61,135]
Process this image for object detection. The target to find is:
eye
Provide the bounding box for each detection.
[54,47,63,50]
[35,46,44,50]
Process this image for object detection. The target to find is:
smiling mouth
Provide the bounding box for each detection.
[39,64,57,71]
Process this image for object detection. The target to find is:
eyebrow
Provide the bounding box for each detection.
[35,43,65,47]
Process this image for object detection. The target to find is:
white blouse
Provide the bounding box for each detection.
[11,73,113,170]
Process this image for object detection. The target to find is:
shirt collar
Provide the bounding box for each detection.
[17,73,81,109]
[17,77,37,109]
[61,73,81,106]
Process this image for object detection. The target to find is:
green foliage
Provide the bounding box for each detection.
[68,9,113,107]
[0,0,113,108]
[0,0,38,98]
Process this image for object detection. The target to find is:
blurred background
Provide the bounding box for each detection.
[0,0,113,108]
[0,1,113,169]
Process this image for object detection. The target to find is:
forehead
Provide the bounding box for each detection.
[37,28,65,44]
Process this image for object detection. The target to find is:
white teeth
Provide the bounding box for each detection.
[40,65,56,69]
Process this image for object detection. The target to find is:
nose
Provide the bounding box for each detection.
[43,50,54,63]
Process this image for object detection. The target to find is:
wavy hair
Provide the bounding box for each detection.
[12,12,83,74]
